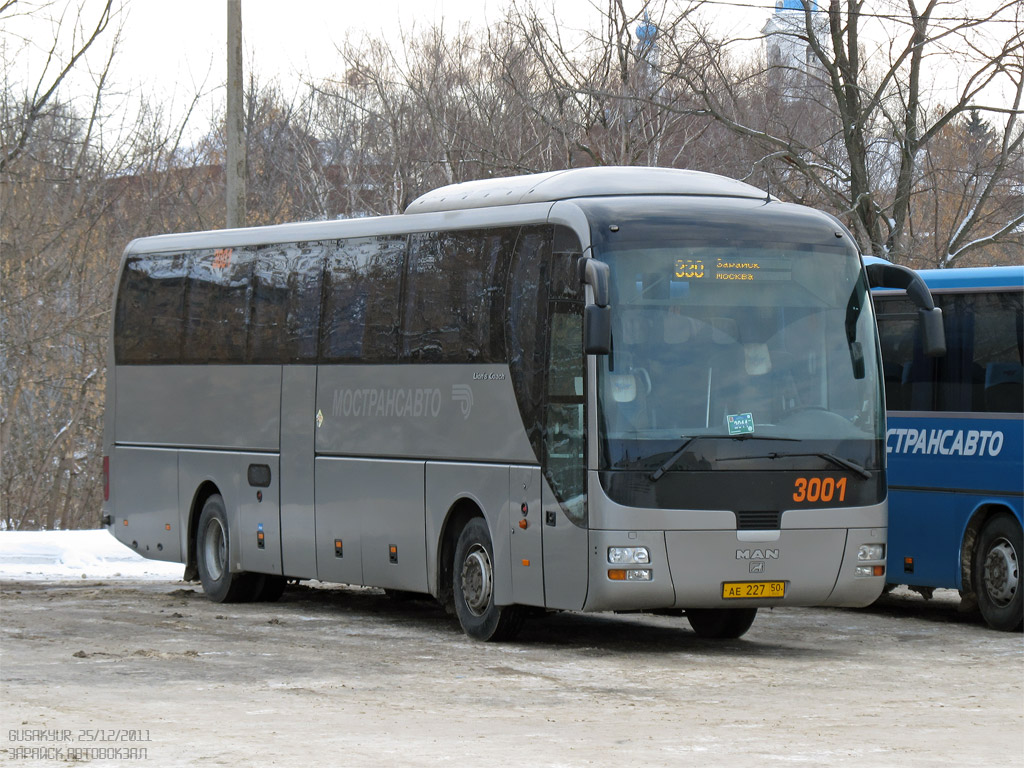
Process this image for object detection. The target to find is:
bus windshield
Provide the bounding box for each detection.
[583,197,884,479]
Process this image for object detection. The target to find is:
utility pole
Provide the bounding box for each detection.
[226,0,245,228]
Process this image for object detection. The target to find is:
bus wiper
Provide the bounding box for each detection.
[649,437,696,482]
[717,451,871,479]
[648,435,799,482]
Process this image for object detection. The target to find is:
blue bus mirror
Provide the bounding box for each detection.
[919,307,946,357]
[585,304,611,355]
[866,261,946,358]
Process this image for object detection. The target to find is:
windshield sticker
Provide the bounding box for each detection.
[727,412,755,435]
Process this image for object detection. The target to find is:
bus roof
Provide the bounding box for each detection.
[864,258,1024,292]
[914,265,1024,291]
[405,166,769,214]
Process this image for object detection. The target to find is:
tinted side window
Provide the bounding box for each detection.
[874,296,931,411]
[183,247,253,364]
[250,242,324,363]
[402,229,514,363]
[321,236,405,363]
[941,291,1023,413]
[506,226,551,456]
[115,253,189,364]
[875,290,1024,414]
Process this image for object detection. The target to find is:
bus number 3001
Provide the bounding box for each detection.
[792,476,847,503]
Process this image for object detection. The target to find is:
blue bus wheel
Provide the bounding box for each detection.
[973,513,1023,632]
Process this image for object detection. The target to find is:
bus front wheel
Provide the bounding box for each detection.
[452,518,524,641]
[686,608,758,639]
[973,513,1023,632]
[196,494,254,603]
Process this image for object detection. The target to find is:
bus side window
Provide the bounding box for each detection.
[321,236,404,363]
[875,297,935,411]
[115,252,188,364]
[507,227,549,457]
[966,292,1023,414]
[250,242,324,364]
[401,229,512,363]
[183,247,254,364]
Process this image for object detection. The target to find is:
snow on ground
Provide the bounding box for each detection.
[0,530,184,581]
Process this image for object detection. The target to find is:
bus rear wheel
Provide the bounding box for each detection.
[686,608,758,639]
[452,517,524,641]
[973,513,1022,632]
[196,494,254,603]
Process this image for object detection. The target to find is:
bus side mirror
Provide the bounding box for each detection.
[865,261,946,357]
[579,257,612,355]
[919,307,946,358]
[585,304,611,355]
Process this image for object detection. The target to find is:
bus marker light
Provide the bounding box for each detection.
[123,519,128,526]
[389,545,398,564]
[519,519,528,530]
[522,559,530,567]
[904,557,914,573]
[334,539,343,558]
[608,569,627,580]
[102,456,109,501]
[165,524,171,531]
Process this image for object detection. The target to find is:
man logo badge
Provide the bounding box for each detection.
[452,385,473,420]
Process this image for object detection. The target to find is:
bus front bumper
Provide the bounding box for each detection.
[583,527,887,612]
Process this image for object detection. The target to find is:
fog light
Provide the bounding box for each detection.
[858,544,885,561]
[608,546,650,564]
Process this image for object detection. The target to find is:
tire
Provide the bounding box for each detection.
[452,517,525,641]
[973,513,1023,632]
[686,608,758,639]
[196,494,255,603]
[250,574,286,603]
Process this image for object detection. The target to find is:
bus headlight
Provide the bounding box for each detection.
[857,544,885,561]
[608,546,650,564]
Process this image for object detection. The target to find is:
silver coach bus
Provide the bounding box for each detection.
[102,167,942,640]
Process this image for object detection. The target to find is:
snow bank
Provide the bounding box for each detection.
[0,530,184,581]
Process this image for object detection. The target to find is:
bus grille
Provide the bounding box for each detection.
[735,511,782,530]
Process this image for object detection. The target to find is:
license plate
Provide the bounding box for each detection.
[722,581,786,599]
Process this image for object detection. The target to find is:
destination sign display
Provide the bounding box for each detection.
[674,257,792,283]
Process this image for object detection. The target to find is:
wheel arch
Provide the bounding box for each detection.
[960,501,1021,598]
[436,497,486,612]
[184,481,222,582]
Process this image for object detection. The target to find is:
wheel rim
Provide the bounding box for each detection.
[982,537,1019,608]
[202,517,228,582]
[460,543,493,617]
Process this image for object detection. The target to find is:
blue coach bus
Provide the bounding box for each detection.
[873,265,1023,631]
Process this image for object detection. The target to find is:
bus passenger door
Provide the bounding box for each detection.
[510,466,544,606]
[541,300,589,611]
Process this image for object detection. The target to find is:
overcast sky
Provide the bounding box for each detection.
[4,0,1017,139]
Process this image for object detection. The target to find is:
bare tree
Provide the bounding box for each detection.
[668,0,1023,264]
[0,0,116,172]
